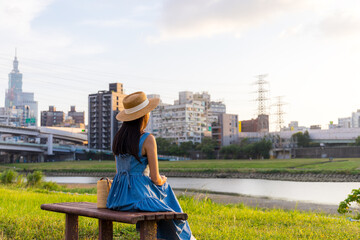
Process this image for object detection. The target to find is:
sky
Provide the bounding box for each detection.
[1,0,360,131]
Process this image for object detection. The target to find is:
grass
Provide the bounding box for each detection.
[1,185,360,239]
[2,158,360,175]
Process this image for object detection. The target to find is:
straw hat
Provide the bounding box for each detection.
[116,91,160,121]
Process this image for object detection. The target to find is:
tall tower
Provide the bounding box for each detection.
[254,74,270,132]
[4,51,38,127]
[273,96,286,132]
[5,50,23,108]
[254,74,269,116]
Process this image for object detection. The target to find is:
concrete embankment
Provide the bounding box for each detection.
[42,171,360,182]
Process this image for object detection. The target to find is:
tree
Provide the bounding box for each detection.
[179,141,196,157]
[254,138,272,159]
[292,131,311,147]
[220,144,242,159]
[156,138,172,155]
[196,137,218,159]
[241,138,272,159]
[355,136,360,146]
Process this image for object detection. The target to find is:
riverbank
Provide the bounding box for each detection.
[4,158,360,181]
[47,171,360,182]
[61,182,341,214]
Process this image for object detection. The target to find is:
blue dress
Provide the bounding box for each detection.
[107,132,194,240]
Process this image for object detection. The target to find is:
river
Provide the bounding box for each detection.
[45,176,360,206]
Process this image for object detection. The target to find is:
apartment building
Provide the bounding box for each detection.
[41,106,65,126]
[147,92,207,144]
[68,106,85,124]
[161,101,206,143]
[212,113,239,146]
[240,114,269,133]
[88,83,126,150]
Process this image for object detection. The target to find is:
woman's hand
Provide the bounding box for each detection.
[160,175,167,185]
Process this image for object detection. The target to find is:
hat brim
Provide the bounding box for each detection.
[116,98,160,122]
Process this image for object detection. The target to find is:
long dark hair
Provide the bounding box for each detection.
[112,115,148,162]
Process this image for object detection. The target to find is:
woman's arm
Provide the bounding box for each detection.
[114,155,117,174]
[143,134,167,186]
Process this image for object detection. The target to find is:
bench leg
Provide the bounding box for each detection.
[99,219,113,240]
[139,220,157,240]
[65,214,78,240]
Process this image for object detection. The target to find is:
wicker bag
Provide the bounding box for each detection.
[97,177,113,208]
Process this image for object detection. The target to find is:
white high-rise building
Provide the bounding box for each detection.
[352,110,360,128]
[161,100,206,143]
[338,117,352,128]
[147,92,209,144]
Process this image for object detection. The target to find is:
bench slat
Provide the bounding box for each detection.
[41,202,187,224]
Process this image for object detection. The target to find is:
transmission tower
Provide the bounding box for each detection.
[273,96,286,132]
[254,74,269,116]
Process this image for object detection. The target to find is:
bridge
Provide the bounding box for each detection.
[0,125,88,163]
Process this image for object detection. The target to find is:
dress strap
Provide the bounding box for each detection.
[138,132,150,157]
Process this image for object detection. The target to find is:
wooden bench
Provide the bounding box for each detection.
[41,202,187,240]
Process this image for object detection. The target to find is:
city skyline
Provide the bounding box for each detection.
[1,1,360,129]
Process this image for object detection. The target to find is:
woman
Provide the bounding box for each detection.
[107,91,195,240]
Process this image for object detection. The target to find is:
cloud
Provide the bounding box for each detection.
[278,9,360,40]
[149,0,312,42]
[318,10,360,38]
[79,19,148,28]
[0,0,54,35]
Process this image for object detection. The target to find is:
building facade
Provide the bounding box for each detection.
[147,92,208,144]
[240,114,269,133]
[352,110,360,128]
[41,106,65,126]
[68,106,85,124]
[88,83,126,150]
[161,101,206,143]
[212,113,239,146]
[338,117,352,128]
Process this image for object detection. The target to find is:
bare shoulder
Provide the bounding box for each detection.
[144,133,156,147]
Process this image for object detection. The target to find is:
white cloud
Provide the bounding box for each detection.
[149,0,313,42]
[318,10,360,38]
[278,9,360,41]
[0,0,54,35]
[79,19,148,28]
[278,24,310,39]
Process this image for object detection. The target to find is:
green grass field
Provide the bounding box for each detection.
[2,158,360,174]
[1,185,359,239]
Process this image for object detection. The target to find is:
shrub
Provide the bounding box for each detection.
[16,174,25,185]
[0,169,18,184]
[338,188,360,219]
[26,171,43,186]
[41,181,62,191]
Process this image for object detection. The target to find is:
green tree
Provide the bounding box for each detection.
[168,143,181,156]
[241,138,272,159]
[156,138,172,155]
[291,131,311,147]
[196,137,218,159]
[220,144,242,159]
[254,138,272,159]
[355,136,360,146]
[179,141,196,157]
